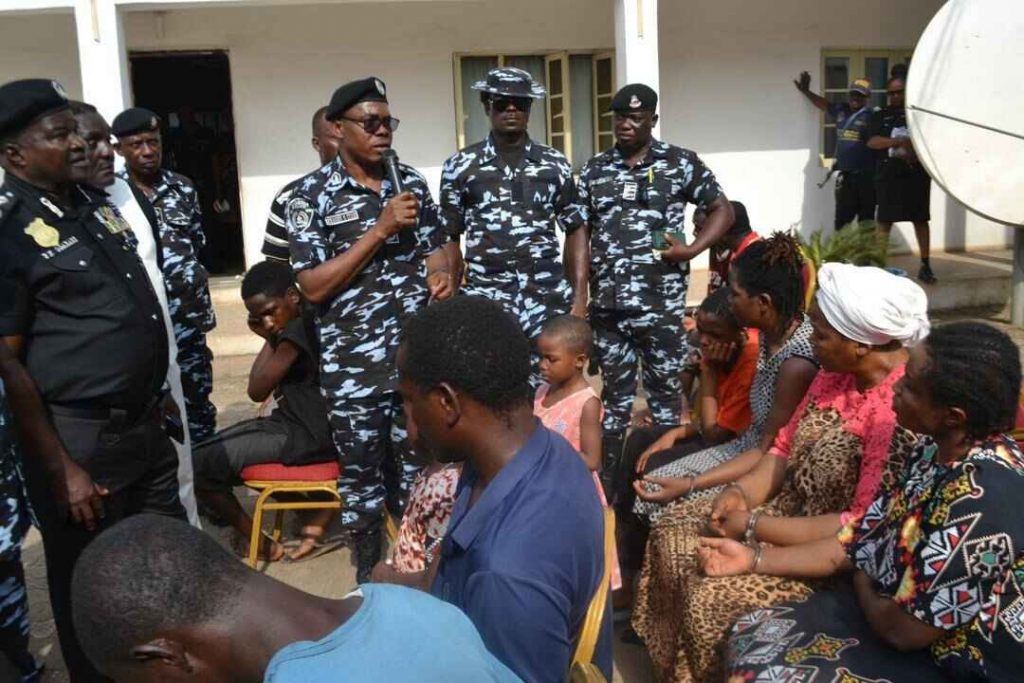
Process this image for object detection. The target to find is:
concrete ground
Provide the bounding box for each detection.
[15,251,1020,683]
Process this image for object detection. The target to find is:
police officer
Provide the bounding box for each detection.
[439,67,587,380]
[0,79,186,681]
[262,106,342,262]
[113,108,218,443]
[285,77,452,582]
[794,72,877,230]
[577,84,734,495]
[0,344,41,683]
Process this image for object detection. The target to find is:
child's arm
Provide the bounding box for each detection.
[247,338,301,402]
[578,396,603,471]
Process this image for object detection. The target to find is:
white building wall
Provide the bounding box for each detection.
[657,0,1013,254]
[0,12,82,99]
[121,0,614,266]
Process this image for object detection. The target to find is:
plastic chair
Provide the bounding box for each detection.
[569,507,615,682]
[240,461,342,568]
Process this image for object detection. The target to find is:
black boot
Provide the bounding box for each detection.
[600,434,624,505]
[353,526,382,585]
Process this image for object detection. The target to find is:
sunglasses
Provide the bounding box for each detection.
[340,115,400,133]
[489,97,532,112]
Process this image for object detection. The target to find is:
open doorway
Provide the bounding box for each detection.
[129,50,244,274]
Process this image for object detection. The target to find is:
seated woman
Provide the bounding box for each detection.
[615,287,761,597]
[703,322,1024,682]
[192,262,337,561]
[631,263,929,681]
[631,233,819,526]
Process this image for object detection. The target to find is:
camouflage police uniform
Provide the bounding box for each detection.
[578,139,724,440]
[287,157,446,539]
[118,168,217,442]
[440,135,584,365]
[440,69,585,381]
[0,382,41,683]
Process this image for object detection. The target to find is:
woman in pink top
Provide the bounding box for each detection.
[533,315,620,590]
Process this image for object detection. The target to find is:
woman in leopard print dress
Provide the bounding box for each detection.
[631,263,930,681]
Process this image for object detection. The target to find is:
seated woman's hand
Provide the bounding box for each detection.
[698,537,755,577]
[633,475,693,504]
[708,509,750,540]
[708,485,749,532]
[636,430,685,473]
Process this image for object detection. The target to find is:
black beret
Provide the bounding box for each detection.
[111,108,161,138]
[609,83,658,113]
[326,77,388,120]
[0,79,70,140]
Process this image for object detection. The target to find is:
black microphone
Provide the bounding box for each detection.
[382,149,405,194]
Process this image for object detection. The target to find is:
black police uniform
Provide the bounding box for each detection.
[0,165,186,680]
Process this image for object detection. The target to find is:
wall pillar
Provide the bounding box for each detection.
[74,0,131,121]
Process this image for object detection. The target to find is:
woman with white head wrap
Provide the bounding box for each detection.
[630,263,930,682]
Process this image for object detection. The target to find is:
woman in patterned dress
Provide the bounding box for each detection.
[631,263,930,681]
[705,322,1024,682]
[631,233,819,523]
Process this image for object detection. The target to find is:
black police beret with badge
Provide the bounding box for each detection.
[111,107,161,138]
[471,67,546,100]
[609,83,658,113]
[326,77,389,120]
[0,78,70,141]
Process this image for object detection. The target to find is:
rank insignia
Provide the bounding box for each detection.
[25,218,60,248]
[95,206,131,235]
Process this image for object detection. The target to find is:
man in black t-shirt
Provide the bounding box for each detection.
[868,76,936,284]
[192,261,337,561]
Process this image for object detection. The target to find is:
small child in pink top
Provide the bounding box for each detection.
[533,315,621,590]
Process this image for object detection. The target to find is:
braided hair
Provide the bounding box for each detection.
[921,322,1021,440]
[731,231,806,321]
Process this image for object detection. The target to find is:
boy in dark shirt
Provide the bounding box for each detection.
[192,261,336,561]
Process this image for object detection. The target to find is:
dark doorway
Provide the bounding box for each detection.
[129,50,244,274]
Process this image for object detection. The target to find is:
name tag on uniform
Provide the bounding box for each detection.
[622,181,639,201]
[325,210,359,226]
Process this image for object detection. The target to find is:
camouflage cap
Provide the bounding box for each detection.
[471,67,546,100]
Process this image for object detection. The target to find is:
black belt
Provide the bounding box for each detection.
[49,392,164,426]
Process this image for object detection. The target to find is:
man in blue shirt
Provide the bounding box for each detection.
[71,514,520,682]
[795,72,877,230]
[397,296,612,682]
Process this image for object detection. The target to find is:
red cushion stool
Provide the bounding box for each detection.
[239,461,342,568]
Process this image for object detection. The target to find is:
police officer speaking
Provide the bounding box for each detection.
[113,108,219,444]
[0,79,186,682]
[439,67,587,379]
[286,77,452,583]
[577,83,734,494]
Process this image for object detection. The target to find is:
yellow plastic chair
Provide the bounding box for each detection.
[385,511,401,544]
[569,507,615,682]
[240,461,343,568]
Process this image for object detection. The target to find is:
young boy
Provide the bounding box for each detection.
[192,261,336,561]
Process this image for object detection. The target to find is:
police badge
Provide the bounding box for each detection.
[25,218,60,248]
[629,94,642,109]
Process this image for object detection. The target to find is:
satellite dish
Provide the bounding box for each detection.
[906,0,1024,226]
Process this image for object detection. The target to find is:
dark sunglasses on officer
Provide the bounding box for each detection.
[339,114,401,134]
[489,96,532,112]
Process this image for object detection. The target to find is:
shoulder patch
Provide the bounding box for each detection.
[286,196,315,230]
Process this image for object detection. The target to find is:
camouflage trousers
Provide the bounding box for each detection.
[591,307,689,438]
[173,324,217,443]
[328,392,421,535]
[463,277,571,388]
[0,471,40,683]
